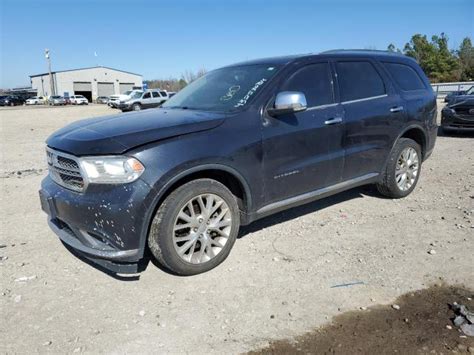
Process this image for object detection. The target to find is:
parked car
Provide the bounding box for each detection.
[26,96,46,105]
[441,86,474,133]
[40,50,437,276]
[70,95,88,105]
[168,91,176,98]
[108,90,143,108]
[118,90,168,112]
[96,96,109,104]
[444,88,471,103]
[48,96,66,106]
[0,95,24,106]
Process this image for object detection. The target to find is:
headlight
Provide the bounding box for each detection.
[79,156,145,184]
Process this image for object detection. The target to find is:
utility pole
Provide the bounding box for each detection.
[45,49,54,96]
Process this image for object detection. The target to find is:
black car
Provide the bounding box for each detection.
[444,87,471,103]
[0,95,24,106]
[39,50,437,276]
[441,86,474,132]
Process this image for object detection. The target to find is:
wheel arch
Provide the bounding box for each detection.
[398,125,427,159]
[148,164,253,221]
[380,124,428,177]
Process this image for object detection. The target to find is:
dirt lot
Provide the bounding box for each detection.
[0,103,473,353]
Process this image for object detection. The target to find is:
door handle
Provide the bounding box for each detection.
[390,106,404,113]
[324,117,343,125]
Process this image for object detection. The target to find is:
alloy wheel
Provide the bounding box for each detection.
[395,147,419,191]
[172,194,232,264]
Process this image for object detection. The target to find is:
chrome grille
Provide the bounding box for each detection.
[46,148,84,192]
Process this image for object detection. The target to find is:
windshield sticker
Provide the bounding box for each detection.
[234,78,267,108]
[220,85,241,101]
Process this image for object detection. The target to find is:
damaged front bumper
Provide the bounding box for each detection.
[39,175,153,273]
[441,108,474,131]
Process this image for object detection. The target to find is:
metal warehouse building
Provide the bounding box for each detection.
[30,66,143,102]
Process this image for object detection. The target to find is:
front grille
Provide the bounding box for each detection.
[46,148,85,192]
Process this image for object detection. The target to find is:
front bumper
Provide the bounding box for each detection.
[117,103,132,110]
[441,108,474,131]
[40,175,154,272]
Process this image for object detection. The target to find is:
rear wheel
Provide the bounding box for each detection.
[148,179,240,275]
[377,138,422,198]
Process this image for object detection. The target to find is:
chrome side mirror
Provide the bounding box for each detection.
[268,91,307,116]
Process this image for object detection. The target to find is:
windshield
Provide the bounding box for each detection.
[162,64,280,112]
[466,86,474,95]
[130,91,143,99]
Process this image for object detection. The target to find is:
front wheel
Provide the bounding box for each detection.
[132,103,141,111]
[148,179,240,276]
[377,138,422,198]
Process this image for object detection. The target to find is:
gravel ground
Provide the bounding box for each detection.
[0,103,473,353]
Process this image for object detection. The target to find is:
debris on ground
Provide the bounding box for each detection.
[451,302,474,336]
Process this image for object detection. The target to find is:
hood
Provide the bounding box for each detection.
[46,108,226,155]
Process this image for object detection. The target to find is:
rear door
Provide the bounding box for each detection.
[334,59,405,181]
[151,91,163,107]
[262,61,345,204]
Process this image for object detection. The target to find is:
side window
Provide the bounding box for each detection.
[280,63,333,107]
[336,61,386,102]
[152,92,160,98]
[143,92,151,99]
[383,62,425,91]
[160,91,167,97]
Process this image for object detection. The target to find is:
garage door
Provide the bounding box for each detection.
[73,82,92,91]
[97,82,114,96]
[119,83,134,94]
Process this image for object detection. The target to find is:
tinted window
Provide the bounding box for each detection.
[336,61,385,102]
[143,92,151,99]
[281,63,333,107]
[160,91,167,96]
[383,62,425,91]
[152,92,160,98]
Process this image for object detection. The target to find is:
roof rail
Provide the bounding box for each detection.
[321,49,404,56]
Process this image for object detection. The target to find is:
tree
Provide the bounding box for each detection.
[403,33,459,82]
[458,37,474,81]
[181,68,207,84]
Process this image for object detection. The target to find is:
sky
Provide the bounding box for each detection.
[0,0,473,88]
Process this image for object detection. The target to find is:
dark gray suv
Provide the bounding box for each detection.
[40,50,437,276]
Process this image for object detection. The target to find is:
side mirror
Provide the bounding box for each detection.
[268,91,307,116]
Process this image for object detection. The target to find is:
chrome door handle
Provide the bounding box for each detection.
[390,106,404,113]
[324,117,343,125]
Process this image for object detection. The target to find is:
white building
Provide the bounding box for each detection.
[30,66,142,101]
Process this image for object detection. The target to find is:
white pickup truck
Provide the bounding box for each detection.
[108,90,143,108]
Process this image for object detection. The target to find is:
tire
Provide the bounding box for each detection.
[132,103,141,111]
[148,179,240,276]
[377,138,422,198]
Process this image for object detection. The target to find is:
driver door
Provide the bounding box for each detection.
[262,61,345,205]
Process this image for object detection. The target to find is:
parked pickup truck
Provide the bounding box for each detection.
[40,50,437,276]
[118,89,169,112]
